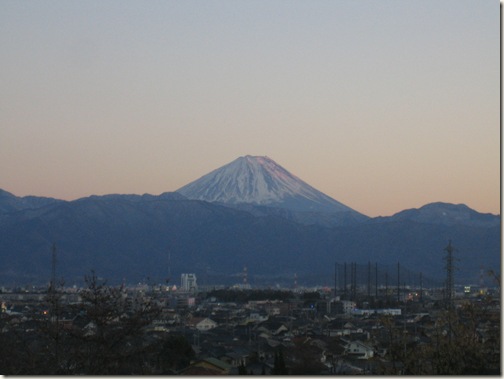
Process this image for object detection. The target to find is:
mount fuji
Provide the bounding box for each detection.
[176,155,368,225]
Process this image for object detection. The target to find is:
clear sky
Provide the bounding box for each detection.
[0,0,499,217]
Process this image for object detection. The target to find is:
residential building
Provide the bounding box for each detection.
[181,273,197,292]
[343,340,375,359]
[187,317,218,331]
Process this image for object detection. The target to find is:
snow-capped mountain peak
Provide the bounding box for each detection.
[176,155,367,218]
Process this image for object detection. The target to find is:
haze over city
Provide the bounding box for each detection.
[0,0,499,217]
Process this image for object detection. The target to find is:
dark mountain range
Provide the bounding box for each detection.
[0,189,499,286]
[0,189,62,213]
[373,202,500,228]
[0,157,499,286]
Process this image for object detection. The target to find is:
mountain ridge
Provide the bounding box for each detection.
[373,202,500,228]
[0,188,499,286]
[0,188,62,214]
[0,188,498,228]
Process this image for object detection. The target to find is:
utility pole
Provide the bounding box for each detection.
[354,262,357,300]
[367,261,371,298]
[397,262,400,303]
[334,263,338,297]
[351,262,357,300]
[479,265,484,294]
[349,263,352,299]
[385,271,389,304]
[375,263,378,298]
[344,262,347,298]
[419,272,423,302]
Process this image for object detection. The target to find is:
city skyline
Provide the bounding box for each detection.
[0,0,499,217]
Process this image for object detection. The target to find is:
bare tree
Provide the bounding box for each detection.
[65,271,161,374]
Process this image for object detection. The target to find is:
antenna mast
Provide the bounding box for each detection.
[243,266,248,287]
[166,250,171,284]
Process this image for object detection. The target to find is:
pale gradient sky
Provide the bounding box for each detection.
[0,0,499,217]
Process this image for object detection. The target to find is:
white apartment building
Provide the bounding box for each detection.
[180,273,197,292]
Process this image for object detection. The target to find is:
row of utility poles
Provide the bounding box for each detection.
[334,261,423,302]
[334,240,455,308]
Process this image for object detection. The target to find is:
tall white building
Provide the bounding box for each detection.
[181,273,197,292]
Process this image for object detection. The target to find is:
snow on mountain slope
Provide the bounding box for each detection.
[176,155,367,217]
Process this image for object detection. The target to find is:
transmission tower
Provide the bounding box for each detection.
[444,240,456,309]
[50,242,57,293]
[49,242,60,365]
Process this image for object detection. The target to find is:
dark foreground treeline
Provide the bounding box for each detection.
[0,273,194,375]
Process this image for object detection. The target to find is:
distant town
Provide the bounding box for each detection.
[0,266,500,375]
